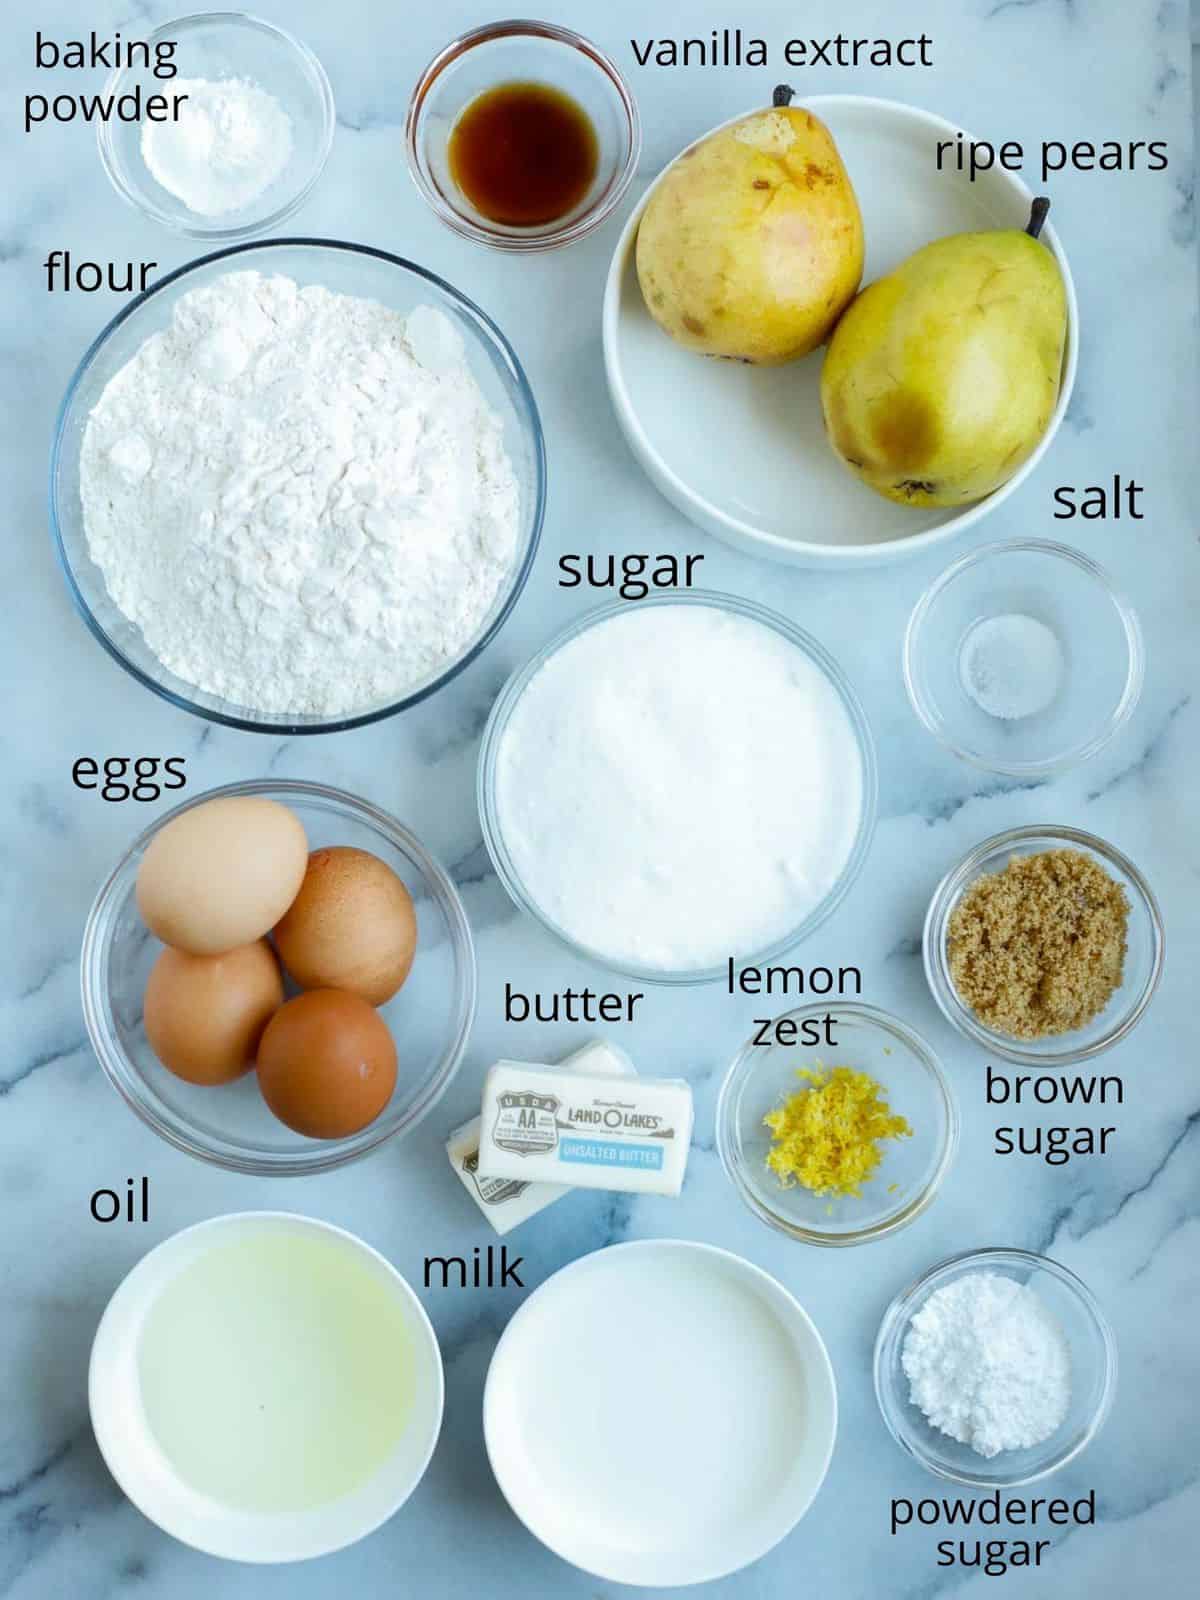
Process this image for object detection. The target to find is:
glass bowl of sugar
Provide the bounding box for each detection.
[903,540,1143,778]
[477,592,878,985]
[97,13,335,240]
[874,1247,1117,1487]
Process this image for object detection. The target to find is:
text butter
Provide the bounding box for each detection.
[478,1062,693,1197]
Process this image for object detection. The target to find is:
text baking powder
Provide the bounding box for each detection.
[492,604,865,972]
[81,274,519,716]
[901,1271,1071,1457]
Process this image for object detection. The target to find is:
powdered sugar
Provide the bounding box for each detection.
[901,1271,1071,1458]
[81,271,519,716]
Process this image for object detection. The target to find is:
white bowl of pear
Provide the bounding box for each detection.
[603,93,1078,568]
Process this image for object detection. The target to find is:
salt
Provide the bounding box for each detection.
[141,77,294,217]
[959,612,1064,721]
[492,604,865,973]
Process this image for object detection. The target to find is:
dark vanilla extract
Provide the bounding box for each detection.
[448,81,599,227]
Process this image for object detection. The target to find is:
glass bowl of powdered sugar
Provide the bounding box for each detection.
[97,13,335,240]
[903,540,1143,779]
[51,239,544,732]
[874,1247,1117,1487]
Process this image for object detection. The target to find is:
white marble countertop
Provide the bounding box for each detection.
[2,1,1197,1594]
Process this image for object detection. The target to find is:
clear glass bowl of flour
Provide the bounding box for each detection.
[97,13,335,240]
[874,1248,1117,1487]
[50,239,545,733]
[903,541,1143,778]
[81,780,477,1175]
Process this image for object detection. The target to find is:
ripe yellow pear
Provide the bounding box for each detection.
[636,87,864,365]
[820,199,1068,507]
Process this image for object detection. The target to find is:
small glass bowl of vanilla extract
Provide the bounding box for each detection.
[407,20,641,251]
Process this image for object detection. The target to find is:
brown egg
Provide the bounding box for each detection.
[143,940,284,1086]
[256,989,398,1138]
[273,846,418,1006]
[137,796,308,955]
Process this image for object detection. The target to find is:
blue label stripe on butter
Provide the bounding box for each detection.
[559,1138,665,1171]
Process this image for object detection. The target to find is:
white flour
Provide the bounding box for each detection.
[141,78,294,217]
[901,1271,1071,1458]
[81,273,519,716]
[493,604,864,972]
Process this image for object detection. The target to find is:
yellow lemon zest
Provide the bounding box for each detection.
[763,1063,912,1199]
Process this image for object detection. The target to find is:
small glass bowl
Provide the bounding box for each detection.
[81,780,477,1175]
[477,592,878,986]
[924,825,1163,1067]
[874,1247,1117,1487]
[716,1003,958,1247]
[50,238,545,734]
[97,13,335,240]
[904,540,1143,778]
[406,20,641,251]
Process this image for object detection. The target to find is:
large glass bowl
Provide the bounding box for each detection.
[80,780,477,1174]
[874,1247,1117,1487]
[477,592,878,985]
[50,239,545,733]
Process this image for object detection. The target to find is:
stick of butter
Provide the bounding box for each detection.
[477,1061,693,1197]
[445,1039,636,1234]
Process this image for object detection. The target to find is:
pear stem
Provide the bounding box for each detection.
[773,84,795,107]
[1026,197,1051,239]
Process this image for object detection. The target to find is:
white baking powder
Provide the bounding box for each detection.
[493,604,864,972]
[81,273,519,716]
[141,78,294,217]
[901,1271,1071,1458]
[959,613,1064,721]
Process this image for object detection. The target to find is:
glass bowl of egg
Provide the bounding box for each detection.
[81,780,476,1174]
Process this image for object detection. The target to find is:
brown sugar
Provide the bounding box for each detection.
[947,848,1129,1039]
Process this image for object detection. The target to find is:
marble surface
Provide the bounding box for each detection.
[2,0,1197,1594]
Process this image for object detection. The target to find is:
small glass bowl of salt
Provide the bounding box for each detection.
[903,540,1143,778]
[98,13,335,240]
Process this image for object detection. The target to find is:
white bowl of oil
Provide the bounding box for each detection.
[89,1212,443,1562]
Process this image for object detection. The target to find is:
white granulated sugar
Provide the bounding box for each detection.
[493,604,864,972]
[81,272,519,716]
[141,78,294,217]
[901,1271,1072,1458]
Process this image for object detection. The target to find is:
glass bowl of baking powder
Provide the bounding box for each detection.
[97,12,336,240]
[50,238,545,732]
[874,1247,1117,1487]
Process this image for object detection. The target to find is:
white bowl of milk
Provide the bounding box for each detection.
[89,1212,443,1562]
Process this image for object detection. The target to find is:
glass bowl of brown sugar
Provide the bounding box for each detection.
[923,825,1163,1067]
